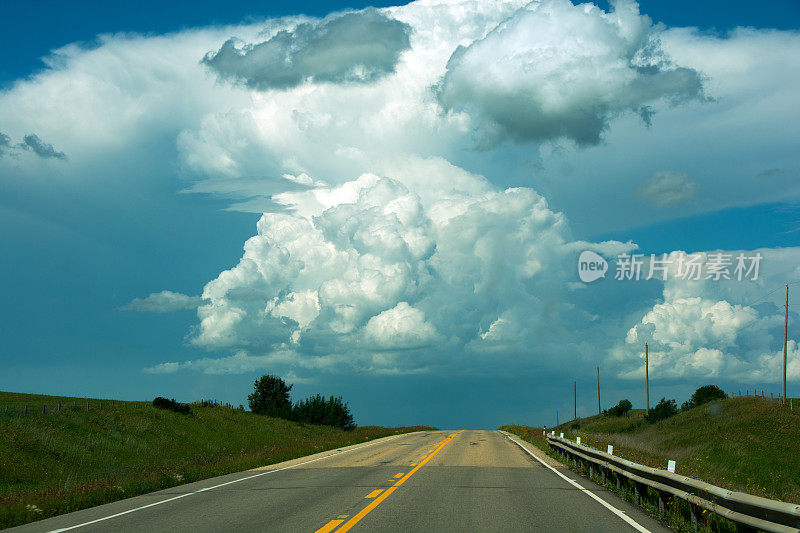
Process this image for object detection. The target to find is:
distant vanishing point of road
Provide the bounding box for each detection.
[10,430,671,532]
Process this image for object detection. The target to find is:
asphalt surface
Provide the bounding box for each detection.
[9,430,672,532]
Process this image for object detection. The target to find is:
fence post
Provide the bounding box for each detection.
[58,403,61,412]
[42,405,45,414]
[86,401,89,411]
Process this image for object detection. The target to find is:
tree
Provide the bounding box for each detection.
[152,397,190,414]
[292,394,355,430]
[646,397,678,423]
[607,399,632,417]
[682,385,727,411]
[248,374,293,418]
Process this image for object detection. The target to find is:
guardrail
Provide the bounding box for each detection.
[546,434,800,533]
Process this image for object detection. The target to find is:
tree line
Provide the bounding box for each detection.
[247,374,356,430]
[605,384,727,423]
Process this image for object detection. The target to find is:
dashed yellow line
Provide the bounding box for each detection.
[315,519,344,533]
[409,462,418,466]
[364,490,383,499]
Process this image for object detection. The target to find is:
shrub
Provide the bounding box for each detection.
[152,397,190,415]
[607,399,632,417]
[682,384,727,411]
[646,397,678,423]
[248,374,293,419]
[292,394,355,430]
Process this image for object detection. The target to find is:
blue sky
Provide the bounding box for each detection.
[1,0,798,429]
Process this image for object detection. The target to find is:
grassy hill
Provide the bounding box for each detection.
[0,391,434,529]
[501,396,800,504]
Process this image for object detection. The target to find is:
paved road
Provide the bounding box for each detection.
[10,430,671,532]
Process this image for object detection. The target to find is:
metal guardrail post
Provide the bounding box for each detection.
[633,481,644,505]
[657,489,667,515]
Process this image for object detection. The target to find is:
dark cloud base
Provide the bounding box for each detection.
[203,8,411,91]
[0,132,67,160]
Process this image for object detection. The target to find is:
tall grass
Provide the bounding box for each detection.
[0,391,434,529]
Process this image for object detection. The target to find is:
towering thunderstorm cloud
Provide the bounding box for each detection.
[1,0,797,381]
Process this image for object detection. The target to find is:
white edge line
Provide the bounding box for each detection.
[47,433,407,532]
[500,431,653,533]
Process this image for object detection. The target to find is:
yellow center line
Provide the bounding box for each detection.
[409,462,418,466]
[332,430,464,533]
[364,490,383,499]
[393,472,404,478]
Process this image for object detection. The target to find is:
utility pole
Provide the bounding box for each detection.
[574,381,577,420]
[645,343,650,413]
[597,366,601,415]
[556,410,559,426]
[784,284,789,405]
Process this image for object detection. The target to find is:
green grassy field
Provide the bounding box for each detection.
[0,391,435,529]
[502,396,800,504]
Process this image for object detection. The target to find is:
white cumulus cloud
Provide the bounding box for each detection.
[363,302,440,349]
[175,162,631,374]
[120,290,205,312]
[436,0,704,146]
[610,248,800,382]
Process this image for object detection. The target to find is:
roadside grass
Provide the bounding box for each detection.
[0,392,146,409]
[507,396,800,504]
[0,391,435,529]
[497,425,549,453]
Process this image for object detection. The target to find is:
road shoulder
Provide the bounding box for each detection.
[500,430,672,533]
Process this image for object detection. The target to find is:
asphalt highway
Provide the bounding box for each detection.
[10,430,672,532]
